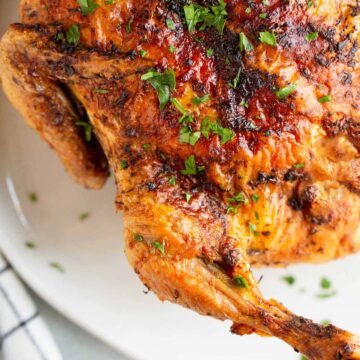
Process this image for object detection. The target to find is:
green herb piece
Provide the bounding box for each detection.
[321,277,332,289]
[226,206,238,214]
[251,194,260,202]
[76,121,93,142]
[105,0,114,4]
[172,98,193,124]
[166,18,176,30]
[259,13,267,19]
[301,356,308,360]
[259,31,277,47]
[322,320,331,327]
[25,241,36,249]
[169,45,177,53]
[206,48,214,57]
[184,0,227,34]
[294,163,305,169]
[134,233,144,242]
[141,69,176,110]
[239,32,253,52]
[184,193,192,202]
[153,241,165,255]
[50,262,65,273]
[143,143,151,150]
[228,192,248,204]
[77,0,99,15]
[79,212,91,221]
[316,291,337,299]
[179,127,201,146]
[319,95,331,103]
[139,49,148,58]
[181,155,198,175]
[305,32,318,42]
[192,94,210,106]
[234,276,249,288]
[125,18,133,33]
[168,177,177,186]
[93,88,109,94]
[120,160,129,169]
[245,7,251,14]
[282,275,296,286]
[28,192,38,203]
[276,84,297,99]
[307,1,313,7]
[201,118,235,145]
[66,24,80,46]
[229,68,241,89]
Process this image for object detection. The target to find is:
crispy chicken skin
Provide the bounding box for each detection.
[1,0,360,358]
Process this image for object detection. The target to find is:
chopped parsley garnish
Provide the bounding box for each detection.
[259,31,277,47]
[28,192,38,203]
[66,24,80,46]
[259,13,267,19]
[179,127,201,146]
[139,49,148,58]
[294,163,305,169]
[134,233,144,242]
[229,68,241,89]
[79,212,91,221]
[184,193,192,203]
[317,291,337,299]
[181,155,198,175]
[125,18,133,33]
[184,0,227,34]
[25,241,36,249]
[143,143,151,150]
[226,206,238,214]
[276,84,297,99]
[282,275,296,286]
[322,320,331,327]
[172,98,193,123]
[153,241,165,255]
[239,32,253,52]
[141,69,176,110]
[169,45,177,53]
[76,121,92,142]
[206,48,214,57]
[305,32,318,42]
[192,94,210,106]
[321,277,332,289]
[120,160,129,169]
[228,192,248,204]
[93,88,109,94]
[319,95,331,103]
[251,194,260,202]
[234,276,249,288]
[168,177,177,186]
[166,18,176,30]
[77,0,99,15]
[201,118,234,145]
[50,262,65,273]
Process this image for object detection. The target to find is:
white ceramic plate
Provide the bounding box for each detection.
[1,3,360,360]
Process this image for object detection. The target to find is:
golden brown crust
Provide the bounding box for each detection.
[1,1,360,358]
[0,25,109,189]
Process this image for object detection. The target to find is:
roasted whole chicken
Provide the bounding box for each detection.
[1,0,360,358]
